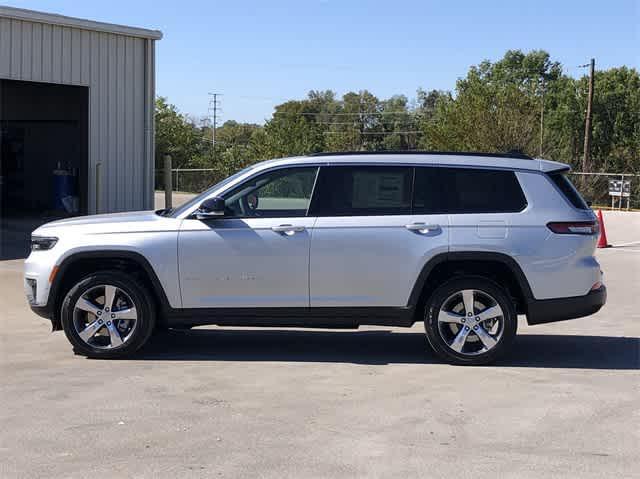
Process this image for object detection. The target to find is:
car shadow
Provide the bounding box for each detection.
[135,329,639,370]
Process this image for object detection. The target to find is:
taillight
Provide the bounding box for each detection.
[547,221,599,235]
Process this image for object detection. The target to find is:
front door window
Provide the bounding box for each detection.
[223,167,318,218]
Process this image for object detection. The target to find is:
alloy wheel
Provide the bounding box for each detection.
[72,284,138,349]
[436,289,505,356]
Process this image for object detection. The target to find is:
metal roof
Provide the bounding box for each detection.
[0,6,162,40]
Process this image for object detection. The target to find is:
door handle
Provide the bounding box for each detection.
[271,224,305,235]
[405,223,440,234]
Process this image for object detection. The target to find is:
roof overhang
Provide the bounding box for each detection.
[0,6,162,40]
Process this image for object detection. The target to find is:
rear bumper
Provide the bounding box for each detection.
[526,285,607,325]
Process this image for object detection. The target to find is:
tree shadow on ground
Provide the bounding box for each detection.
[134,328,639,370]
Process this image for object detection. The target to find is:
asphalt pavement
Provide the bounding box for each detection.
[1,211,638,478]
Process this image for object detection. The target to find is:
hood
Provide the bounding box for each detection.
[33,210,178,236]
[42,210,160,227]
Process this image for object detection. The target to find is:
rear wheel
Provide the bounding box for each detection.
[424,276,517,365]
[60,271,156,358]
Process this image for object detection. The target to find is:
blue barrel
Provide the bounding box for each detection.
[53,170,75,210]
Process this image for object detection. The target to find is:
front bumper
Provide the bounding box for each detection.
[25,275,52,318]
[25,266,59,329]
[29,301,62,331]
[30,304,52,320]
[526,285,607,325]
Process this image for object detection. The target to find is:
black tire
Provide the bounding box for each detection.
[60,271,156,359]
[424,276,517,365]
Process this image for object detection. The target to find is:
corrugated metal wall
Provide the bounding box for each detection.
[0,17,155,213]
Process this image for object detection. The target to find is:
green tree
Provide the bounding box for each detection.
[155,49,639,190]
[587,67,640,172]
[542,66,640,171]
[254,92,332,158]
[154,97,205,169]
[378,95,416,150]
[420,50,560,155]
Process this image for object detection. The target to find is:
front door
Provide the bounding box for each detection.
[178,166,319,308]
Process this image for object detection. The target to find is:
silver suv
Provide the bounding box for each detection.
[25,152,606,365]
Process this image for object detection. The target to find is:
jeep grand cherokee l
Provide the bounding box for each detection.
[25,151,606,365]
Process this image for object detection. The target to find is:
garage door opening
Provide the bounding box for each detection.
[0,80,88,259]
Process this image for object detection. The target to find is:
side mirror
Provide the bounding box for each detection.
[195,197,225,220]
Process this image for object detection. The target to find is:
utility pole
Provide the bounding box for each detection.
[208,93,222,158]
[581,58,595,172]
[163,154,172,209]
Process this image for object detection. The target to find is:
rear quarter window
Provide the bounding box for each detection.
[427,167,527,214]
[547,172,590,210]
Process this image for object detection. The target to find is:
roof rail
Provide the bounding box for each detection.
[307,150,533,160]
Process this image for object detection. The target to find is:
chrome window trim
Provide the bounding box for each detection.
[176,160,547,220]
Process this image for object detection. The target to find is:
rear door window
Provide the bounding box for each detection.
[309,166,412,216]
[413,167,447,214]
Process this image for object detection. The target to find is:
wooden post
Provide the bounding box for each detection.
[164,154,172,209]
[539,77,545,157]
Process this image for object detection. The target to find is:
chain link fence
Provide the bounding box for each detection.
[568,172,639,210]
[155,168,640,210]
[155,169,226,195]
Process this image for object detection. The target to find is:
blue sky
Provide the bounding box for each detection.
[5,0,639,124]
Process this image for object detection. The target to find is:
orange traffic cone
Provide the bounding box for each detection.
[596,209,611,248]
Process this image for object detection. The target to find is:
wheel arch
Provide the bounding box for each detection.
[409,252,534,321]
[48,250,171,330]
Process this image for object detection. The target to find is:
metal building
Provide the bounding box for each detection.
[0,6,161,259]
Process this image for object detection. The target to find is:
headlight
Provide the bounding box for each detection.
[31,236,58,251]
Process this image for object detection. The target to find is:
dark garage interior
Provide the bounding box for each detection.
[0,80,88,259]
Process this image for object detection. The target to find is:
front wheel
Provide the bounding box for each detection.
[424,276,517,365]
[60,271,156,358]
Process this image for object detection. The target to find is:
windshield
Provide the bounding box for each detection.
[167,165,258,217]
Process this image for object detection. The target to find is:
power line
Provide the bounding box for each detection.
[272,108,637,118]
[323,131,424,135]
[273,111,429,116]
[317,118,442,125]
[319,122,378,125]
[199,138,249,146]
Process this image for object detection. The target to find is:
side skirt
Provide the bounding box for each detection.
[165,307,416,329]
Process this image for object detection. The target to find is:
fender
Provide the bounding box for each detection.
[406,251,535,308]
[47,250,172,322]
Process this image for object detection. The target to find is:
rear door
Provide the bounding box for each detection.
[308,165,449,308]
[442,167,529,253]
